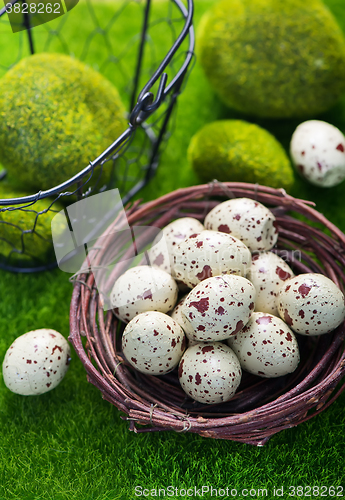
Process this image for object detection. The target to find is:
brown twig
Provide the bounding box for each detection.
[68,182,345,446]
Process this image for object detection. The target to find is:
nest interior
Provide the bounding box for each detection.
[69,182,345,446]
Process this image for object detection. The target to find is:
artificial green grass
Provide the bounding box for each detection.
[1,1,345,499]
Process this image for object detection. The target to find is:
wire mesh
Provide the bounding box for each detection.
[0,0,194,272]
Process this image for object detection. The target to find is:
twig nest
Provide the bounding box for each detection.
[180,275,256,342]
[247,251,295,316]
[122,311,186,375]
[173,230,251,288]
[148,217,204,274]
[2,329,71,395]
[204,198,278,251]
[111,265,178,322]
[178,342,242,404]
[290,120,345,187]
[227,312,300,378]
[69,182,345,443]
[277,273,345,336]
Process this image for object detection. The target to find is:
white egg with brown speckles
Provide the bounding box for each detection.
[173,230,251,288]
[178,342,242,404]
[148,217,204,275]
[170,295,199,347]
[170,294,189,327]
[204,198,278,252]
[2,329,71,395]
[247,251,294,316]
[111,265,178,322]
[122,311,186,375]
[227,312,300,378]
[290,120,345,187]
[180,275,256,342]
[277,273,345,336]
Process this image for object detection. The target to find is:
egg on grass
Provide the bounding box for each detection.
[2,328,71,396]
[290,120,345,187]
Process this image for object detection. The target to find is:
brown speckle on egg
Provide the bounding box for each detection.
[173,230,251,288]
[247,251,295,316]
[111,266,178,322]
[290,120,345,188]
[148,217,205,275]
[180,275,256,343]
[122,311,186,375]
[2,329,71,396]
[277,273,345,335]
[178,342,242,404]
[228,312,300,378]
[204,198,278,252]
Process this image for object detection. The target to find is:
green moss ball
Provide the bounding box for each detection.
[0,184,65,262]
[188,120,294,190]
[0,53,127,191]
[198,0,345,118]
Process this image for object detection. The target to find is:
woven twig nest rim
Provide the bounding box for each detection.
[69,181,345,446]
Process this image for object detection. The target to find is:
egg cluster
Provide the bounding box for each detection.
[111,198,345,405]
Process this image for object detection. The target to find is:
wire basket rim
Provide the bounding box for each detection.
[0,0,195,206]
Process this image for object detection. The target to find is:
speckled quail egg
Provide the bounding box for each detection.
[178,342,242,404]
[148,217,205,275]
[170,295,200,347]
[290,120,345,187]
[227,312,300,378]
[2,329,71,395]
[111,265,178,322]
[181,275,256,342]
[204,197,278,252]
[122,311,186,375]
[277,273,345,336]
[247,251,294,316]
[173,230,251,288]
[170,294,188,326]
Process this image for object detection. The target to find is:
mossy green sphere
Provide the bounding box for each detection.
[198,0,345,118]
[0,53,127,191]
[0,184,65,262]
[188,120,294,190]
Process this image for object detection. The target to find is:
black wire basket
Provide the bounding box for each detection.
[0,0,194,272]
